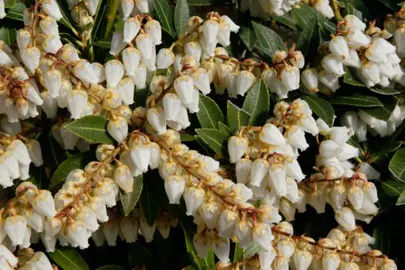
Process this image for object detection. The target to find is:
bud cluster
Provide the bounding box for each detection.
[295,120,380,227]
[340,106,405,141]
[220,222,397,270]
[0,245,53,270]
[0,182,56,251]
[228,99,319,221]
[301,15,404,94]
[66,0,100,28]
[92,209,178,246]
[0,136,42,188]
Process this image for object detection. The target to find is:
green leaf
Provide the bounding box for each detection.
[120,175,143,216]
[63,116,114,144]
[104,0,120,39]
[0,27,16,46]
[28,166,49,189]
[361,96,398,121]
[239,26,257,51]
[328,95,383,107]
[271,13,297,30]
[39,132,67,170]
[242,79,270,125]
[174,0,189,38]
[5,2,25,21]
[96,266,125,270]
[252,21,286,59]
[140,181,160,226]
[302,95,334,126]
[369,87,401,95]
[182,225,216,269]
[197,94,224,129]
[91,40,112,48]
[218,122,232,137]
[180,132,195,141]
[50,248,89,270]
[187,0,232,4]
[233,243,244,263]
[396,190,405,205]
[4,0,15,9]
[196,128,229,155]
[227,101,251,132]
[50,152,92,188]
[91,1,108,40]
[56,0,78,35]
[343,68,366,87]
[389,149,405,182]
[153,0,175,38]
[381,179,405,197]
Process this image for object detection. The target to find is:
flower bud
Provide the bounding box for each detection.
[73,60,99,85]
[42,0,63,20]
[236,70,255,96]
[329,35,349,60]
[191,68,211,95]
[318,71,340,92]
[184,187,205,216]
[335,207,356,231]
[322,53,345,77]
[110,31,126,56]
[5,215,27,246]
[259,123,286,146]
[281,65,300,91]
[235,158,252,184]
[120,0,134,19]
[120,217,139,243]
[44,69,62,98]
[174,75,194,104]
[202,19,219,44]
[321,252,340,270]
[130,63,147,89]
[105,59,125,88]
[147,107,167,135]
[156,48,175,69]
[17,29,32,51]
[67,90,88,119]
[234,219,252,248]
[199,200,221,229]
[228,136,248,163]
[348,186,364,210]
[164,175,186,204]
[123,17,141,43]
[145,20,162,45]
[130,144,151,173]
[42,35,63,54]
[114,164,133,193]
[301,68,319,92]
[21,47,41,73]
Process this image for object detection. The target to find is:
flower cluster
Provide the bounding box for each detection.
[341,106,405,140]
[295,120,380,226]
[0,136,42,188]
[386,5,405,59]
[0,245,53,270]
[229,99,319,222]
[0,182,56,251]
[301,15,404,94]
[239,1,333,19]
[92,209,178,246]
[120,0,153,18]
[221,222,396,270]
[66,0,99,28]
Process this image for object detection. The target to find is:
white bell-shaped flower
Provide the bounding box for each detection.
[228,136,248,163]
[44,69,62,98]
[123,17,141,43]
[174,75,194,104]
[322,252,341,270]
[236,70,255,96]
[164,175,186,204]
[73,60,99,85]
[183,187,205,216]
[110,31,126,56]
[21,47,41,73]
[131,63,147,89]
[67,90,88,119]
[120,217,139,243]
[335,207,356,231]
[107,117,128,143]
[145,20,162,45]
[218,208,239,238]
[116,77,135,105]
[252,223,273,250]
[192,68,211,95]
[259,123,286,146]
[42,0,63,20]
[4,215,27,246]
[322,53,345,77]
[105,59,125,87]
[162,93,181,121]
[42,35,63,54]
[235,158,252,184]
[147,107,167,135]
[120,0,134,19]
[329,35,349,60]
[17,29,32,51]
[156,48,175,69]
[199,200,221,229]
[114,164,133,193]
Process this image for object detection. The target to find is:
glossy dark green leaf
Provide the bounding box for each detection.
[63,116,114,144]
[302,95,334,126]
[369,87,400,95]
[218,122,232,137]
[252,21,286,59]
[362,96,397,121]
[5,2,25,21]
[239,26,257,50]
[4,0,15,8]
[91,0,107,40]
[343,68,366,87]
[197,94,224,129]
[153,0,176,38]
[227,101,250,131]
[271,13,297,30]
[381,179,405,197]
[389,149,405,182]
[120,175,143,216]
[242,79,270,125]
[196,128,229,155]
[104,0,120,39]
[140,181,160,225]
[92,40,112,48]
[0,27,16,46]
[174,0,189,37]
[328,95,383,107]
[50,152,92,188]
[50,248,89,270]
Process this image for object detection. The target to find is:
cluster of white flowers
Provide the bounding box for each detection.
[0,137,42,188]
[301,15,405,94]
[92,209,178,246]
[340,106,405,140]
[386,6,405,59]
[120,0,153,18]
[292,120,379,227]
[239,1,333,19]
[228,99,319,222]
[217,221,396,270]
[0,182,56,252]
[0,245,53,270]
